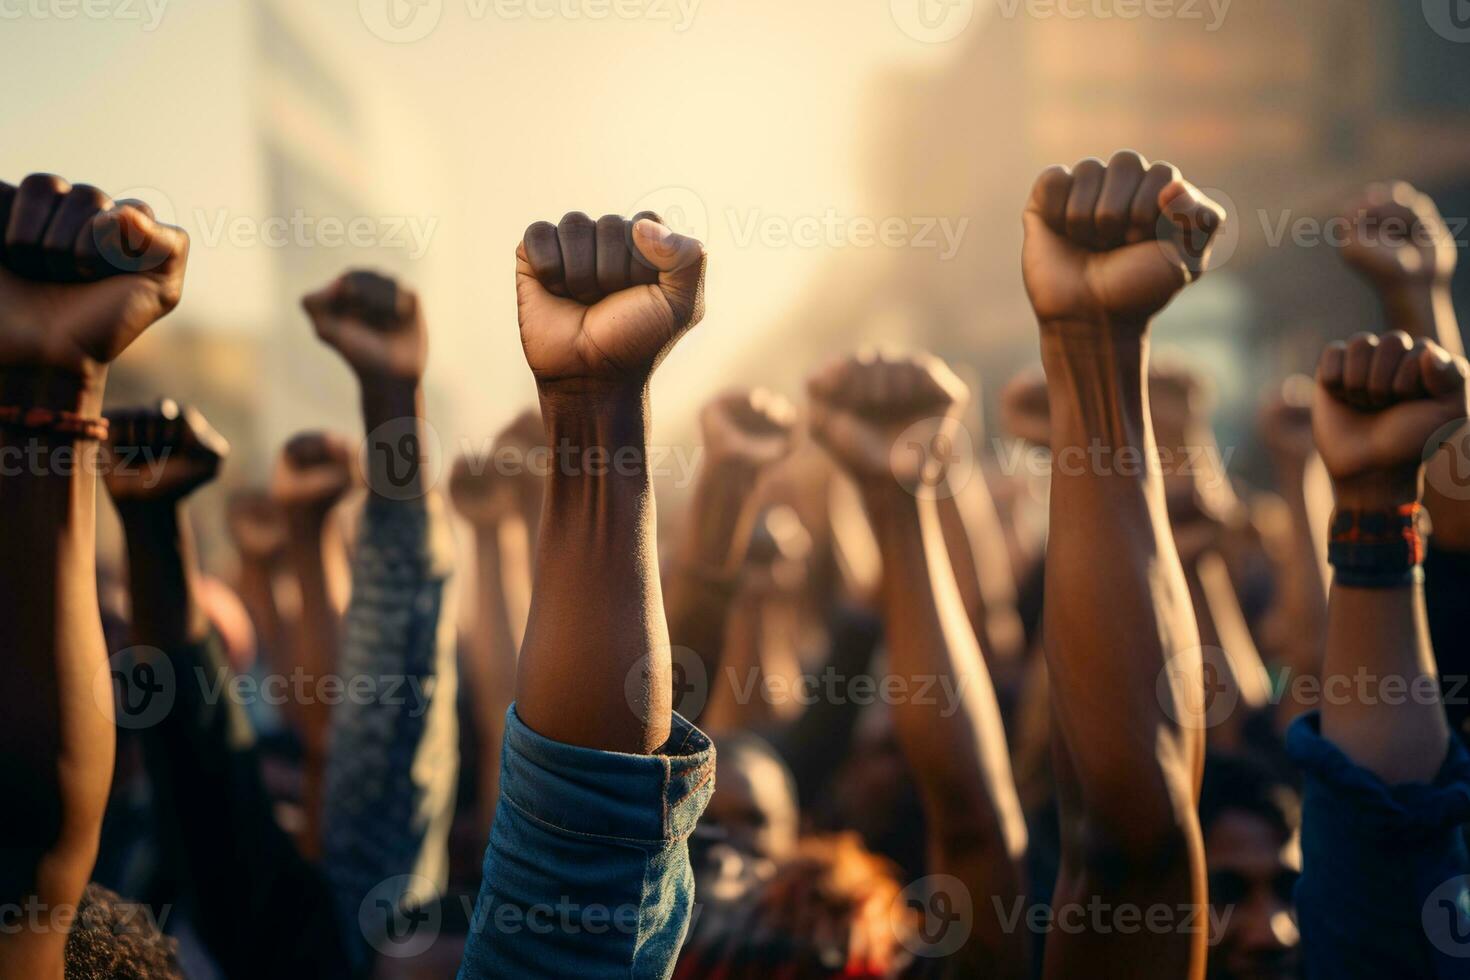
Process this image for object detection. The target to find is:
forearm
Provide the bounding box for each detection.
[1271,460,1331,724]
[1040,330,1203,840]
[464,522,522,820]
[665,460,762,715]
[236,559,288,674]
[516,383,671,753]
[0,380,113,978]
[1380,282,1462,356]
[864,484,1028,975]
[1184,552,1271,748]
[938,480,1027,687]
[119,504,209,651]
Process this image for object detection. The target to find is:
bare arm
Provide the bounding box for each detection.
[0,174,188,979]
[809,350,1029,976]
[1022,152,1225,979]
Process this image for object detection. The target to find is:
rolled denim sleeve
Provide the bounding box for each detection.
[1287,712,1470,978]
[458,705,715,980]
[322,495,459,972]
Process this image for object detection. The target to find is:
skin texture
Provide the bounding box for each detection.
[448,449,532,830]
[0,172,189,980]
[1312,331,1468,783]
[664,388,796,727]
[1338,182,1470,552]
[808,349,1029,977]
[270,428,353,855]
[1022,150,1225,980]
[512,211,707,754]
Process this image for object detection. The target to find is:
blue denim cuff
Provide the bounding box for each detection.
[499,704,715,845]
[1286,711,1470,840]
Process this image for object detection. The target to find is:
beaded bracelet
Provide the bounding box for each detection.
[0,405,110,441]
[1328,503,1424,589]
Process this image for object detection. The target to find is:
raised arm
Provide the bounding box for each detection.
[0,173,188,979]
[101,403,351,977]
[1290,330,1470,974]
[448,449,531,828]
[225,489,292,676]
[269,428,353,855]
[664,389,795,723]
[808,349,1029,977]
[302,271,460,968]
[1021,151,1225,979]
[459,212,714,979]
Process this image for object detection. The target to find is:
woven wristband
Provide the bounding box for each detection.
[0,405,110,441]
[1328,503,1424,589]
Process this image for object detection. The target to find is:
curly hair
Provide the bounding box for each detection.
[63,883,182,980]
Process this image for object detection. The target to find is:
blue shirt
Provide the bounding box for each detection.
[459,706,715,979]
[1288,712,1470,978]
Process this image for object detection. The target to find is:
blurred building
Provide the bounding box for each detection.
[729,0,1470,461]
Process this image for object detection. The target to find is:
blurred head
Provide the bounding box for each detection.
[1200,755,1302,980]
[676,833,917,979]
[64,883,182,980]
[699,733,799,869]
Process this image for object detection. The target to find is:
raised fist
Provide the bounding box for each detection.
[448,453,521,528]
[700,389,797,470]
[1339,182,1456,293]
[1022,151,1225,327]
[806,349,968,490]
[302,270,426,382]
[0,174,188,384]
[1313,331,1469,504]
[101,400,228,505]
[227,490,289,562]
[999,367,1051,447]
[271,431,355,514]
[515,213,705,383]
[1258,374,1317,468]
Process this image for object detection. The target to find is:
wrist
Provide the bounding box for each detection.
[358,375,422,435]
[538,383,650,484]
[1330,470,1422,512]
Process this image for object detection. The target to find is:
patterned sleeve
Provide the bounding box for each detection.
[321,494,459,972]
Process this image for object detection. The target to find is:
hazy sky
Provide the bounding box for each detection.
[0,0,976,431]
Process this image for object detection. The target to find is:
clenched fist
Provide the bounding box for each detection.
[228,490,289,563]
[701,389,797,471]
[302,270,426,382]
[807,350,968,491]
[271,431,355,515]
[448,454,521,528]
[0,174,188,387]
[1022,151,1225,328]
[1339,182,1456,294]
[102,400,228,505]
[516,213,705,384]
[1313,331,1469,507]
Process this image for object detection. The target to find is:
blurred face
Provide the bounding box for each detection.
[702,748,799,862]
[1206,809,1302,980]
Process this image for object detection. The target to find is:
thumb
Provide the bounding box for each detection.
[632,219,704,274]
[1159,180,1224,276]
[1422,344,1468,400]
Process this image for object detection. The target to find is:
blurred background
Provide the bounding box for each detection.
[3,0,1469,564]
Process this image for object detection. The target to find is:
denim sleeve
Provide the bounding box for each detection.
[457,705,715,980]
[321,495,459,973]
[1287,712,1470,978]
